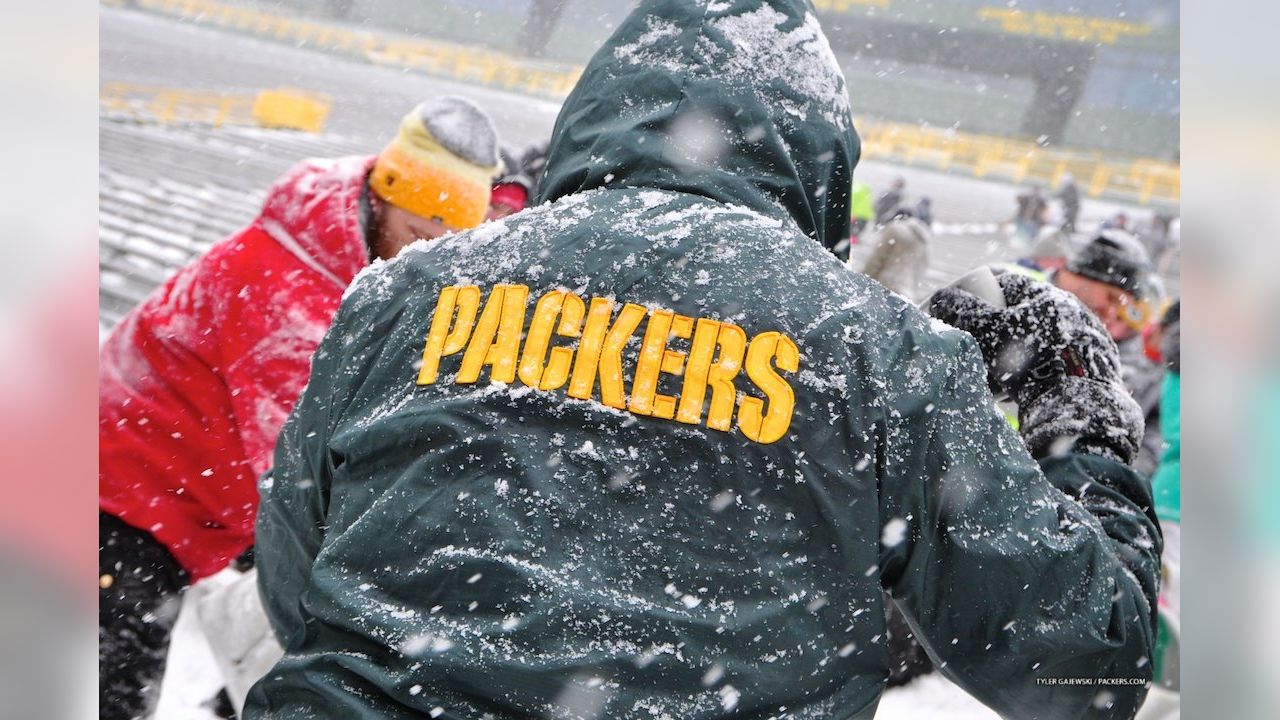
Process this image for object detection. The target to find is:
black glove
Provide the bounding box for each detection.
[928,271,1143,464]
[232,545,256,572]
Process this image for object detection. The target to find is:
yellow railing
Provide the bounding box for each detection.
[858,122,1179,205]
[131,0,583,101]
[100,83,332,133]
[100,83,256,127]
[252,88,331,132]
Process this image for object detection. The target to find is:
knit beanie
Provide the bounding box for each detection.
[1067,229,1151,297]
[369,97,502,230]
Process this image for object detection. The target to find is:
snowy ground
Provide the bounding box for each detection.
[100,6,561,150]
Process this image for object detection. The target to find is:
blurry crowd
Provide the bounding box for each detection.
[844,172,1181,706]
[850,175,1179,497]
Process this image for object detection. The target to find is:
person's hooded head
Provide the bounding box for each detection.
[537,0,859,249]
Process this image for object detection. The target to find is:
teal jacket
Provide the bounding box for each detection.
[249,2,1159,718]
[1151,372,1180,523]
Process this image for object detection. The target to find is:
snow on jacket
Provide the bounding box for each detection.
[99,155,374,580]
[857,215,931,303]
[249,2,1158,719]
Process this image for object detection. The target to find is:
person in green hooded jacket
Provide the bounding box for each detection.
[247,2,1160,719]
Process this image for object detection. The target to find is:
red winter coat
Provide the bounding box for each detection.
[99,156,375,580]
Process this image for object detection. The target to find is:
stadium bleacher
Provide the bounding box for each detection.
[98,119,366,327]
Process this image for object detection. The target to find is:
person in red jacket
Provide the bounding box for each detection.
[98,96,501,720]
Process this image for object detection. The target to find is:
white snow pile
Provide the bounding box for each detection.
[613,15,687,73]
[702,5,851,129]
[611,3,851,130]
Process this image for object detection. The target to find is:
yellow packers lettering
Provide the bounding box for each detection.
[739,331,800,444]
[517,290,584,390]
[456,284,529,384]
[417,285,480,385]
[418,285,801,444]
[629,310,692,420]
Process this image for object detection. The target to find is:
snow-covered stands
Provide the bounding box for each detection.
[418,284,799,444]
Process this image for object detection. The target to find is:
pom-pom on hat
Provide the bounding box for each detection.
[370,97,502,230]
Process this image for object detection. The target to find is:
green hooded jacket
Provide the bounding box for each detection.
[248,2,1159,718]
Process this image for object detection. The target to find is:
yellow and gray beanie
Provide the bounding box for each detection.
[369,97,502,230]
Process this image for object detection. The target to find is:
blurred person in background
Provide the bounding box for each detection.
[858,208,932,303]
[836,178,874,261]
[874,175,905,225]
[1138,211,1177,270]
[1101,211,1129,232]
[249,1,1158,717]
[849,179,874,237]
[1013,184,1048,244]
[1056,172,1081,233]
[914,195,934,228]
[1054,231,1165,477]
[98,96,502,720]
[1015,226,1072,274]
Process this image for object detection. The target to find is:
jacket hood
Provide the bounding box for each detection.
[537,0,859,247]
[258,155,376,288]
